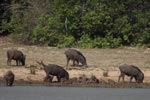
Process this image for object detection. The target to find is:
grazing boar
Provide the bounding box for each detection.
[7,49,26,66]
[118,64,144,83]
[64,49,87,67]
[4,70,15,86]
[37,61,69,82]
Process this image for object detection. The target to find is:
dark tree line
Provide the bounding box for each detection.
[0,0,150,48]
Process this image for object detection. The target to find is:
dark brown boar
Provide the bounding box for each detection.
[118,64,144,83]
[37,61,69,82]
[4,70,15,86]
[7,49,26,66]
[64,49,87,68]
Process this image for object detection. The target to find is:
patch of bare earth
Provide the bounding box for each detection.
[0,37,150,87]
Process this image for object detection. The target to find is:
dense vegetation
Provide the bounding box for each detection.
[0,0,150,48]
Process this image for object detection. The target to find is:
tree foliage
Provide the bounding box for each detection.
[1,0,150,48]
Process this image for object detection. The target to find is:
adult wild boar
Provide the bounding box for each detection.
[37,61,69,82]
[7,49,26,66]
[4,70,15,86]
[64,49,87,67]
[118,64,144,83]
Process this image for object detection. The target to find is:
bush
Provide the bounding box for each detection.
[57,35,75,48]
[77,34,94,48]
[92,37,122,48]
[32,15,61,46]
[3,1,150,48]
[9,33,31,44]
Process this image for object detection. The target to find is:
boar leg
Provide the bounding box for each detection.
[118,75,121,82]
[122,74,125,82]
[75,60,79,66]
[130,76,133,82]
[118,73,125,82]
[57,76,61,82]
[72,59,75,66]
[66,58,70,67]
[44,75,53,82]
[7,59,11,66]
[16,60,19,66]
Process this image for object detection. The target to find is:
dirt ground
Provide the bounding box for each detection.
[0,37,150,87]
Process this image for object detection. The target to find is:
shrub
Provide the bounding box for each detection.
[77,34,94,48]
[57,35,75,48]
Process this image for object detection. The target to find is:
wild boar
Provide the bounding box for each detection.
[4,70,15,86]
[7,49,26,66]
[37,61,69,82]
[64,49,87,67]
[118,64,144,83]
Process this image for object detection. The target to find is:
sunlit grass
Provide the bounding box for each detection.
[0,43,150,69]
